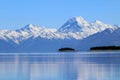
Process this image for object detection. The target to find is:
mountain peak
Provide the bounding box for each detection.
[67,16,87,24]
[94,20,103,24]
[58,16,90,33]
[25,24,35,29]
[21,24,43,31]
[75,16,85,22]
[71,16,90,27]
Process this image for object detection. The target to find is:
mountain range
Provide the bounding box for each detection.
[0,16,120,52]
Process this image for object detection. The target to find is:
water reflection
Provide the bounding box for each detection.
[0,53,120,80]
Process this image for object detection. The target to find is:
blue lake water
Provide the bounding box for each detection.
[0,52,120,80]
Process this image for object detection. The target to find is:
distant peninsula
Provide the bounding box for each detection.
[90,46,120,51]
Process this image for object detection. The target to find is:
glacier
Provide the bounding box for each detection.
[0,16,119,52]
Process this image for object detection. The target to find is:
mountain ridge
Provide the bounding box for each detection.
[0,16,119,52]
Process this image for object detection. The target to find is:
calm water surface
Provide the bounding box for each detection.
[0,52,120,80]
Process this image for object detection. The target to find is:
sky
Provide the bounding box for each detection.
[0,0,119,30]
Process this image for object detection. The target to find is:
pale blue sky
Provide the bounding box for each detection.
[0,0,119,30]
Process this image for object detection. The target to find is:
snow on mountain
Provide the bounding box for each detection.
[77,27,120,51]
[0,30,9,40]
[58,16,90,33]
[90,20,116,32]
[0,16,119,52]
[0,16,117,44]
[58,16,117,39]
[58,16,115,33]
[0,24,58,44]
[17,24,57,38]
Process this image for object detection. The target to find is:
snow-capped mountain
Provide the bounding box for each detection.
[58,16,117,39]
[78,28,120,51]
[58,16,90,32]
[0,24,58,44]
[17,24,57,39]
[0,16,119,52]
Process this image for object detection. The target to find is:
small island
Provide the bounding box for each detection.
[58,48,75,52]
[90,46,120,51]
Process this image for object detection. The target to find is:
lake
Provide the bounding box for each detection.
[0,52,120,80]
